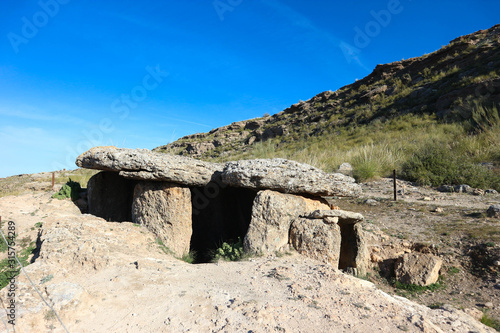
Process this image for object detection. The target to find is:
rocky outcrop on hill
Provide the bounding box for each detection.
[154,24,500,159]
[77,146,365,272]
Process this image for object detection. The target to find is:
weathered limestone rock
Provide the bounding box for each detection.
[243,190,329,254]
[293,209,368,275]
[306,210,364,224]
[76,146,223,186]
[132,181,192,257]
[289,217,341,267]
[487,204,500,218]
[394,253,443,286]
[221,158,361,197]
[337,162,353,176]
[87,171,137,222]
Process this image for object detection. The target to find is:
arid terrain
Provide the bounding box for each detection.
[0,171,498,332]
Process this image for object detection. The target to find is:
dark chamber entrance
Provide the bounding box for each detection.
[190,183,257,263]
[338,223,358,270]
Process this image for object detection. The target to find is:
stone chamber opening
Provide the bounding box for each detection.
[190,184,257,263]
[338,222,358,270]
[87,171,138,222]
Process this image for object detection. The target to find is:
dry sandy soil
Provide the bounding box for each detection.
[0,173,498,332]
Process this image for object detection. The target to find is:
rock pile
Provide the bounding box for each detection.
[76,146,366,273]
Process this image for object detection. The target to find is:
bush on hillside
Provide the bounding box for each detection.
[52,179,82,201]
[401,144,500,190]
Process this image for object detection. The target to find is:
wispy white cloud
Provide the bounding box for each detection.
[260,0,370,71]
[0,126,63,151]
[0,105,91,126]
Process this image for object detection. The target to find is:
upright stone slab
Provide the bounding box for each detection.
[132,181,192,257]
[87,171,137,222]
[289,217,342,267]
[244,190,330,254]
[295,209,369,275]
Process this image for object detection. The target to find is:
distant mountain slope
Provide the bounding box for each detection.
[155,24,499,162]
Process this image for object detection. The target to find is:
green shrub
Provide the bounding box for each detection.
[52,179,82,201]
[481,312,500,331]
[351,144,403,182]
[401,143,500,190]
[0,239,36,289]
[213,238,244,262]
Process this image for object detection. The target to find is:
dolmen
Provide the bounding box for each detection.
[76,146,368,273]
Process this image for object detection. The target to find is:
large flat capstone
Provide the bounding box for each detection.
[76,146,223,187]
[221,158,361,197]
[77,147,362,197]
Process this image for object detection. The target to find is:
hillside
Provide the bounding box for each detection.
[155,24,500,189]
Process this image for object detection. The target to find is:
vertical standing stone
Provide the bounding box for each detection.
[132,181,192,257]
[244,190,330,254]
[289,217,342,267]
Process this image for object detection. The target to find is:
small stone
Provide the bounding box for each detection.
[464,308,483,321]
[337,163,353,176]
[423,197,432,201]
[472,189,484,196]
[432,207,444,213]
[485,189,498,194]
[485,302,494,308]
[364,199,379,206]
[371,253,383,263]
[494,284,500,290]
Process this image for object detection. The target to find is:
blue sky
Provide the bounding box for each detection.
[0,0,498,177]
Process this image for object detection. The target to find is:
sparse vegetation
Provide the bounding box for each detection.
[0,235,37,289]
[213,238,244,262]
[51,179,82,201]
[393,277,445,297]
[481,311,500,331]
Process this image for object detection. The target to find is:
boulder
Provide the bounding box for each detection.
[455,184,473,193]
[221,159,361,197]
[394,253,442,286]
[437,185,455,193]
[289,217,341,267]
[487,205,500,218]
[76,146,223,187]
[243,190,329,254]
[87,171,137,222]
[132,181,192,257]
